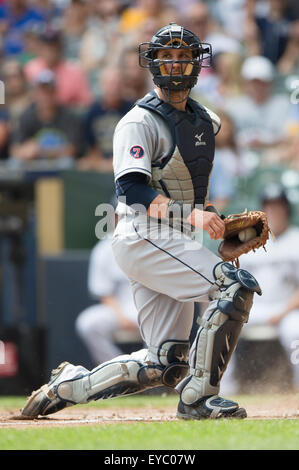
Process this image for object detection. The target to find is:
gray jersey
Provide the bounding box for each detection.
[113,91,221,214]
[113,104,171,182]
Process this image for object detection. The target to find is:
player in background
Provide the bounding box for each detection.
[222,185,299,394]
[21,23,261,421]
[75,237,139,365]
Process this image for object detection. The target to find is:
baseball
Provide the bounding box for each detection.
[238,227,257,242]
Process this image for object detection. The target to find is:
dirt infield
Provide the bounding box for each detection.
[0,394,298,428]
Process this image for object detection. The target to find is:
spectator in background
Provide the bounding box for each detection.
[109,15,166,97]
[245,0,299,72]
[76,236,139,366]
[79,0,121,93]
[116,15,167,63]
[288,0,299,18]
[62,0,88,60]
[10,69,83,168]
[183,1,219,64]
[2,60,31,119]
[208,112,243,212]
[0,60,31,159]
[184,1,243,107]
[119,0,178,35]
[210,0,247,41]
[222,185,299,394]
[78,66,133,172]
[25,28,92,111]
[0,112,9,160]
[183,1,245,62]
[18,21,45,64]
[225,55,291,157]
[191,49,244,109]
[130,16,165,45]
[30,0,63,28]
[0,0,45,57]
[276,16,299,76]
[271,101,299,170]
[213,52,244,105]
[120,46,151,102]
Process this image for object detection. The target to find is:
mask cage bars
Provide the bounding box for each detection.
[138,42,212,70]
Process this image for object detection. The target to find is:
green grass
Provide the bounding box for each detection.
[0,420,298,450]
[0,395,298,450]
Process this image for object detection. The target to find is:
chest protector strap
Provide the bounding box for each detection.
[137,91,215,206]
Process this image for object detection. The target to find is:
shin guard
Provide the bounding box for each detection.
[179,262,261,405]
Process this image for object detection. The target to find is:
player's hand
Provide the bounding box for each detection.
[118,316,138,330]
[16,140,40,160]
[187,209,225,240]
[267,312,286,326]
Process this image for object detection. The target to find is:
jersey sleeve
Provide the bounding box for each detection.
[202,105,221,135]
[113,121,155,181]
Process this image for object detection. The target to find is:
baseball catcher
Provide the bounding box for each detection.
[21,23,266,421]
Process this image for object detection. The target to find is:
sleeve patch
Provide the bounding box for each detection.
[129,145,145,159]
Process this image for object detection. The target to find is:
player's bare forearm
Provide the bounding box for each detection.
[282,288,299,314]
[101,295,137,329]
[147,195,225,240]
[11,140,41,160]
[43,144,75,159]
[268,287,299,325]
[146,194,170,219]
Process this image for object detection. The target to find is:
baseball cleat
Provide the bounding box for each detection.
[176,395,247,420]
[21,362,73,419]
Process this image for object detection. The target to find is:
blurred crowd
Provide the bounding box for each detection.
[0,0,298,187]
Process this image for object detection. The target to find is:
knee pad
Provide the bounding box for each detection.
[148,340,189,388]
[209,262,262,322]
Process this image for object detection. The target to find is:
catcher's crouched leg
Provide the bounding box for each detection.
[21,342,189,418]
[176,262,261,420]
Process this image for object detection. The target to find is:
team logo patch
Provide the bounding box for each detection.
[130,145,144,159]
[195,132,206,146]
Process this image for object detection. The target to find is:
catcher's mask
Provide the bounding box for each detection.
[138,22,212,103]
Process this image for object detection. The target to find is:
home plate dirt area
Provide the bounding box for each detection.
[0,394,298,428]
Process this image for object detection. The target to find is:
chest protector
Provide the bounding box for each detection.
[137,91,215,207]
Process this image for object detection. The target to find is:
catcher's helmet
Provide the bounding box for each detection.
[139,22,212,93]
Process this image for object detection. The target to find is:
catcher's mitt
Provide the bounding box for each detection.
[218,209,272,267]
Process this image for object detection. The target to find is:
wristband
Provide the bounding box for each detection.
[204,204,225,220]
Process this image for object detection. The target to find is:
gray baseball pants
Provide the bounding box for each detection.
[111,213,220,367]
